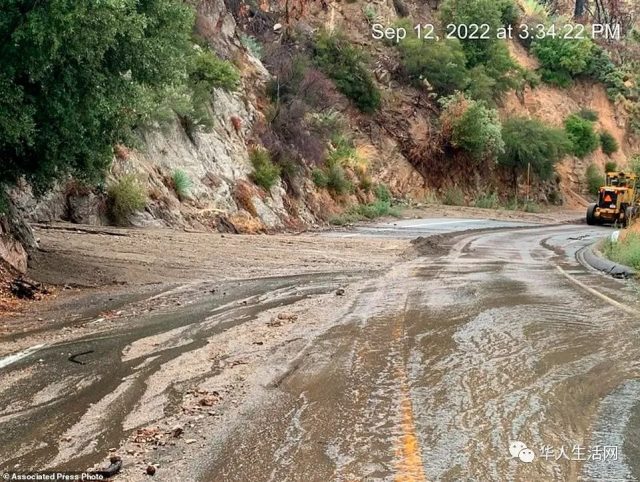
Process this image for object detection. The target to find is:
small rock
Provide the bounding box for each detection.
[335,288,346,296]
[277,312,298,322]
[146,465,156,476]
[185,439,197,444]
[171,426,184,438]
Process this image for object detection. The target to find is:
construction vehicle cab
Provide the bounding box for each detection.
[586,171,639,226]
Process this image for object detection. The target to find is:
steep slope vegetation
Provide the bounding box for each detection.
[4,0,640,273]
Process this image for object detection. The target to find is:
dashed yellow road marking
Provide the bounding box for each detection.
[392,313,428,482]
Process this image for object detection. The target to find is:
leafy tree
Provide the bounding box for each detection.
[439,0,520,101]
[397,36,469,95]
[564,114,599,158]
[440,93,504,162]
[0,0,235,194]
[439,0,508,67]
[499,117,571,194]
[313,31,381,113]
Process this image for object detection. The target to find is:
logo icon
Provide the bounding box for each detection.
[509,441,536,463]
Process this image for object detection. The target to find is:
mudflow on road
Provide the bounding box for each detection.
[1,217,640,482]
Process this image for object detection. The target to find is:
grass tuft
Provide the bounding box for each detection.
[107,174,147,225]
[442,186,465,206]
[172,169,192,201]
[474,192,499,209]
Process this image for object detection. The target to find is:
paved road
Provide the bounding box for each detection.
[2,219,640,481]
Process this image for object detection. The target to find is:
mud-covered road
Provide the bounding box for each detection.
[2,217,640,481]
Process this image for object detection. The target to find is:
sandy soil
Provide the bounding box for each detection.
[1,205,582,331]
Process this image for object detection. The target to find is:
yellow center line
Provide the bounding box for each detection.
[392,312,428,482]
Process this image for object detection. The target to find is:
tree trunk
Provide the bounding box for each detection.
[574,0,587,18]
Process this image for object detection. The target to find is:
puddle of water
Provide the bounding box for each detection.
[0,344,45,370]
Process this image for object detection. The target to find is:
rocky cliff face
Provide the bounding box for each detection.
[10,0,638,241]
[11,0,324,234]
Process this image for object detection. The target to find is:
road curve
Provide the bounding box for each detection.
[1,219,640,482]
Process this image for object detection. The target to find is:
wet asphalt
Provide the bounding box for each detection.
[2,218,640,481]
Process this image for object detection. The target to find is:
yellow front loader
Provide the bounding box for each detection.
[586,172,639,226]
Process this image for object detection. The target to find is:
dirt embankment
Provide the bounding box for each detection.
[504,41,637,209]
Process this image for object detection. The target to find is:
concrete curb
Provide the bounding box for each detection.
[577,241,636,279]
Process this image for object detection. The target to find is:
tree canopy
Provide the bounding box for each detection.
[0,0,206,192]
[499,117,571,189]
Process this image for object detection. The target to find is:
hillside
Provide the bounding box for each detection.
[2,0,640,271]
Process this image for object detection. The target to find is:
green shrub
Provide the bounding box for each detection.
[474,192,499,209]
[538,69,573,88]
[578,109,599,121]
[189,49,240,92]
[0,0,197,192]
[532,34,595,87]
[423,190,440,204]
[586,47,628,100]
[442,186,465,206]
[172,169,192,200]
[439,0,508,66]
[313,32,381,113]
[604,232,640,269]
[397,35,469,95]
[330,197,399,225]
[325,160,352,195]
[328,134,357,165]
[605,161,618,173]
[396,5,517,101]
[363,4,377,23]
[631,155,640,178]
[522,201,540,213]
[374,184,392,203]
[465,65,496,102]
[107,174,147,224]
[564,114,599,158]
[521,0,550,18]
[329,212,362,226]
[354,199,393,219]
[250,149,281,191]
[499,0,520,25]
[600,131,619,156]
[312,168,329,188]
[586,164,604,194]
[240,34,263,59]
[185,50,240,130]
[499,117,571,194]
[440,93,504,161]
